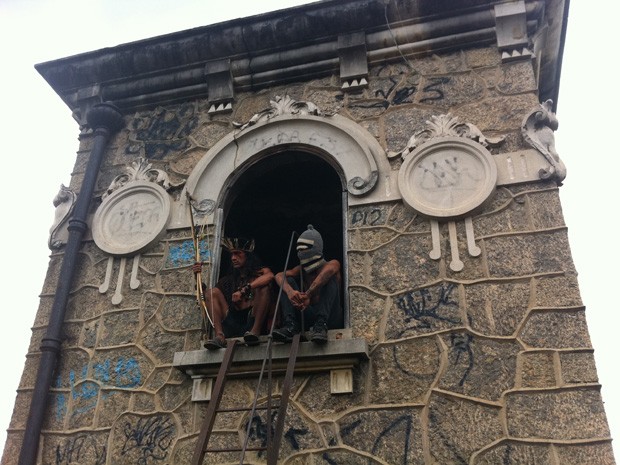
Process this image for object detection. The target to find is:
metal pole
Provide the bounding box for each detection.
[18,103,123,465]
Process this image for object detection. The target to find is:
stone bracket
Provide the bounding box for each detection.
[73,84,103,131]
[338,32,368,90]
[494,1,534,62]
[205,59,234,114]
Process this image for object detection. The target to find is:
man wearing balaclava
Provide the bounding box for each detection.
[273,225,342,344]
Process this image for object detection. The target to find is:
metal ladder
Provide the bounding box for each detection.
[190,333,301,465]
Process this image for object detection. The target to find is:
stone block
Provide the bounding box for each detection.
[555,442,616,465]
[100,309,140,347]
[560,351,599,384]
[96,389,131,428]
[428,394,503,463]
[520,309,592,349]
[339,408,425,465]
[520,351,556,388]
[506,388,610,439]
[439,333,519,401]
[370,337,440,404]
[535,275,583,307]
[387,282,462,339]
[473,442,552,464]
[464,281,530,337]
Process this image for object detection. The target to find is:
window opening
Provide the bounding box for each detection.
[220,150,346,327]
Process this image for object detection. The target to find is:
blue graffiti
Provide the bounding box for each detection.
[55,356,142,420]
[166,239,211,268]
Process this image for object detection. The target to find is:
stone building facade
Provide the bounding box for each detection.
[3,0,616,464]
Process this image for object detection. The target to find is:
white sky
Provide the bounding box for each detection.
[0,0,617,459]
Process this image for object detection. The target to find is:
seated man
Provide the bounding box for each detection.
[193,237,273,350]
[273,225,343,344]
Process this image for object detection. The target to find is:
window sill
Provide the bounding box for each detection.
[173,329,369,379]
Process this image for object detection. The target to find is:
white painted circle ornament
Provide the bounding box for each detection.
[398,136,498,218]
[92,181,171,255]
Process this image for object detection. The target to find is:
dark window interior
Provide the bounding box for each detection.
[221,150,344,278]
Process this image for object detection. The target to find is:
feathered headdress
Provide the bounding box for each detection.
[221,237,255,253]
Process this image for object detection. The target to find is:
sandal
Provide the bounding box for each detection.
[204,335,227,350]
[243,331,260,346]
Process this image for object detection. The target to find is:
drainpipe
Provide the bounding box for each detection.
[18,102,123,465]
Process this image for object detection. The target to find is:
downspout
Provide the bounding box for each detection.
[18,102,123,465]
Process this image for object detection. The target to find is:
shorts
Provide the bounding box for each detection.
[222,307,255,338]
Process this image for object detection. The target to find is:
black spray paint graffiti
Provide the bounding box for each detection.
[56,435,106,465]
[121,415,175,465]
[396,283,460,330]
[450,333,474,386]
[245,413,308,457]
[341,414,414,465]
[371,75,451,107]
[419,77,451,103]
[350,208,384,226]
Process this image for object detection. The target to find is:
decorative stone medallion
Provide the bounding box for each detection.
[398,136,498,219]
[92,181,171,256]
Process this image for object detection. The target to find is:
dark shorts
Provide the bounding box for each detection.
[222,307,255,338]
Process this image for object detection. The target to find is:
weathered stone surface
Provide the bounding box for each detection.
[141,320,186,364]
[158,379,192,412]
[473,442,552,464]
[453,93,539,133]
[387,202,423,232]
[348,227,400,251]
[97,389,131,428]
[100,309,140,347]
[529,189,565,229]
[370,337,439,404]
[383,106,437,153]
[555,442,616,465]
[82,320,99,348]
[190,121,231,149]
[520,309,592,349]
[133,391,157,413]
[473,191,529,237]
[144,367,174,392]
[348,287,385,343]
[339,408,424,465]
[160,294,201,332]
[464,281,530,337]
[506,388,610,439]
[486,231,573,278]
[386,282,462,339]
[464,47,502,69]
[439,334,519,400]
[66,287,107,321]
[535,275,583,307]
[520,351,556,388]
[305,88,344,115]
[560,351,599,384]
[297,370,366,416]
[159,268,195,294]
[309,449,384,464]
[368,234,439,294]
[496,61,538,94]
[428,394,503,463]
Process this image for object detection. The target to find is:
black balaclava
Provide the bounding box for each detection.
[296,224,326,273]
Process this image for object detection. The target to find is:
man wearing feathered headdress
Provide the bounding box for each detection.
[193,237,273,350]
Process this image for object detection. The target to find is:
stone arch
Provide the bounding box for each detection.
[173,113,395,227]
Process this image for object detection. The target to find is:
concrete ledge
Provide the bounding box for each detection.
[173,332,369,378]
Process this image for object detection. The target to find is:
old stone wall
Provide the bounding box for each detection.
[3,45,615,465]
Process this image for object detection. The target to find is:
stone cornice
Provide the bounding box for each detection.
[35,0,567,120]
